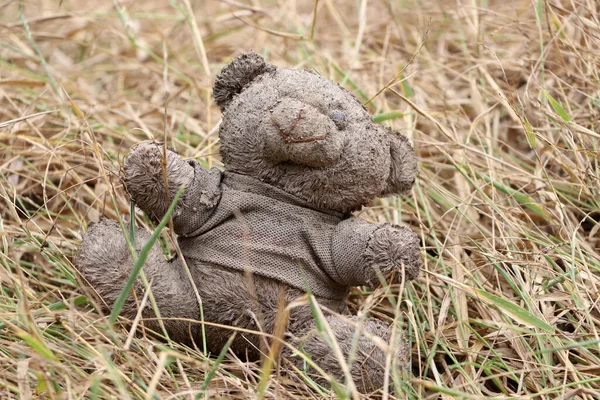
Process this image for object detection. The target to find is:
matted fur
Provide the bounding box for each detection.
[75,52,420,394]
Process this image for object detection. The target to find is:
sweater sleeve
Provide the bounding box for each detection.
[329,217,420,287]
[173,161,223,236]
[124,143,222,237]
[329,217,380,286]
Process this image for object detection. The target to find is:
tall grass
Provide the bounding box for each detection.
[1,0,599,398]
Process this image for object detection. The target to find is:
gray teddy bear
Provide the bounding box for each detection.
[75,52,420,393]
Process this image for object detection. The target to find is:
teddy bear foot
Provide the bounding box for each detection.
[74,219,201,343]
[284,315,410,394]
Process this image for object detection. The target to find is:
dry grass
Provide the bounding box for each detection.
[1,0,599,398]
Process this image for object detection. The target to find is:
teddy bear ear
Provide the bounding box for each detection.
[213,52,276,111]
[383,127,418,196]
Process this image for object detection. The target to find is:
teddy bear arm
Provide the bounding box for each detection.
[171,162,222,236]
[125,142,222,236]
[331,217,420,288]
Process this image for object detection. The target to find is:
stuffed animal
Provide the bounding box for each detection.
[75,52,420,393]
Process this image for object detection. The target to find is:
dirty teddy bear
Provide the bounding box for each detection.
[75,52,421,393]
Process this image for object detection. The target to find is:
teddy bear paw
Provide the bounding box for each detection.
[364,224,421,286]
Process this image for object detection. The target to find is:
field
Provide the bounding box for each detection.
[1,0,599,398]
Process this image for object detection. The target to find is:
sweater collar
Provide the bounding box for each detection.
[222,171,345,219]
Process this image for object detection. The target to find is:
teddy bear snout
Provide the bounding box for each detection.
[269,98,334,143]
[263,98,345,167]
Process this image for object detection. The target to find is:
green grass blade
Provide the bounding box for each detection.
[543,90,572,122]
[475,171,552,221]
[373,111,407,123]
[17,331,58,362]
[47,295,88,311]
[197,333,236,395]
[524,118,536,148]
[432,273,555,333]
[109,185,185,324]
[474,288,555,333]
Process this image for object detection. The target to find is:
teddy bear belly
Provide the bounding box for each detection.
[185,262,348,359]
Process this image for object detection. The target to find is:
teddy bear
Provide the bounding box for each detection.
[75,52,421,394]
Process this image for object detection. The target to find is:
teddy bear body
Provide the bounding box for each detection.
[75,52,420,393]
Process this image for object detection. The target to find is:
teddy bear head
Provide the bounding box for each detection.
[213,52,417,213]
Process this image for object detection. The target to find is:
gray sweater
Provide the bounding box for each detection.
[179,171,356,300]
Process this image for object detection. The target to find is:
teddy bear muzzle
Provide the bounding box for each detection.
[263,97,345,167]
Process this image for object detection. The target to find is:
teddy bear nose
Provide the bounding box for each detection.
[269,98,334,143]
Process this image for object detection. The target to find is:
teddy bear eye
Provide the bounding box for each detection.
[330,110,346,129]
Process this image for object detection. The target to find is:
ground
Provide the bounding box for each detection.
[0,0,599,399]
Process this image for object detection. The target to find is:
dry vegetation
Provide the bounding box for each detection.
[1,0,599,398]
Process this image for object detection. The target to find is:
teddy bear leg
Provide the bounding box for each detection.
[74,219,200,343]
[284,315,410,394]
